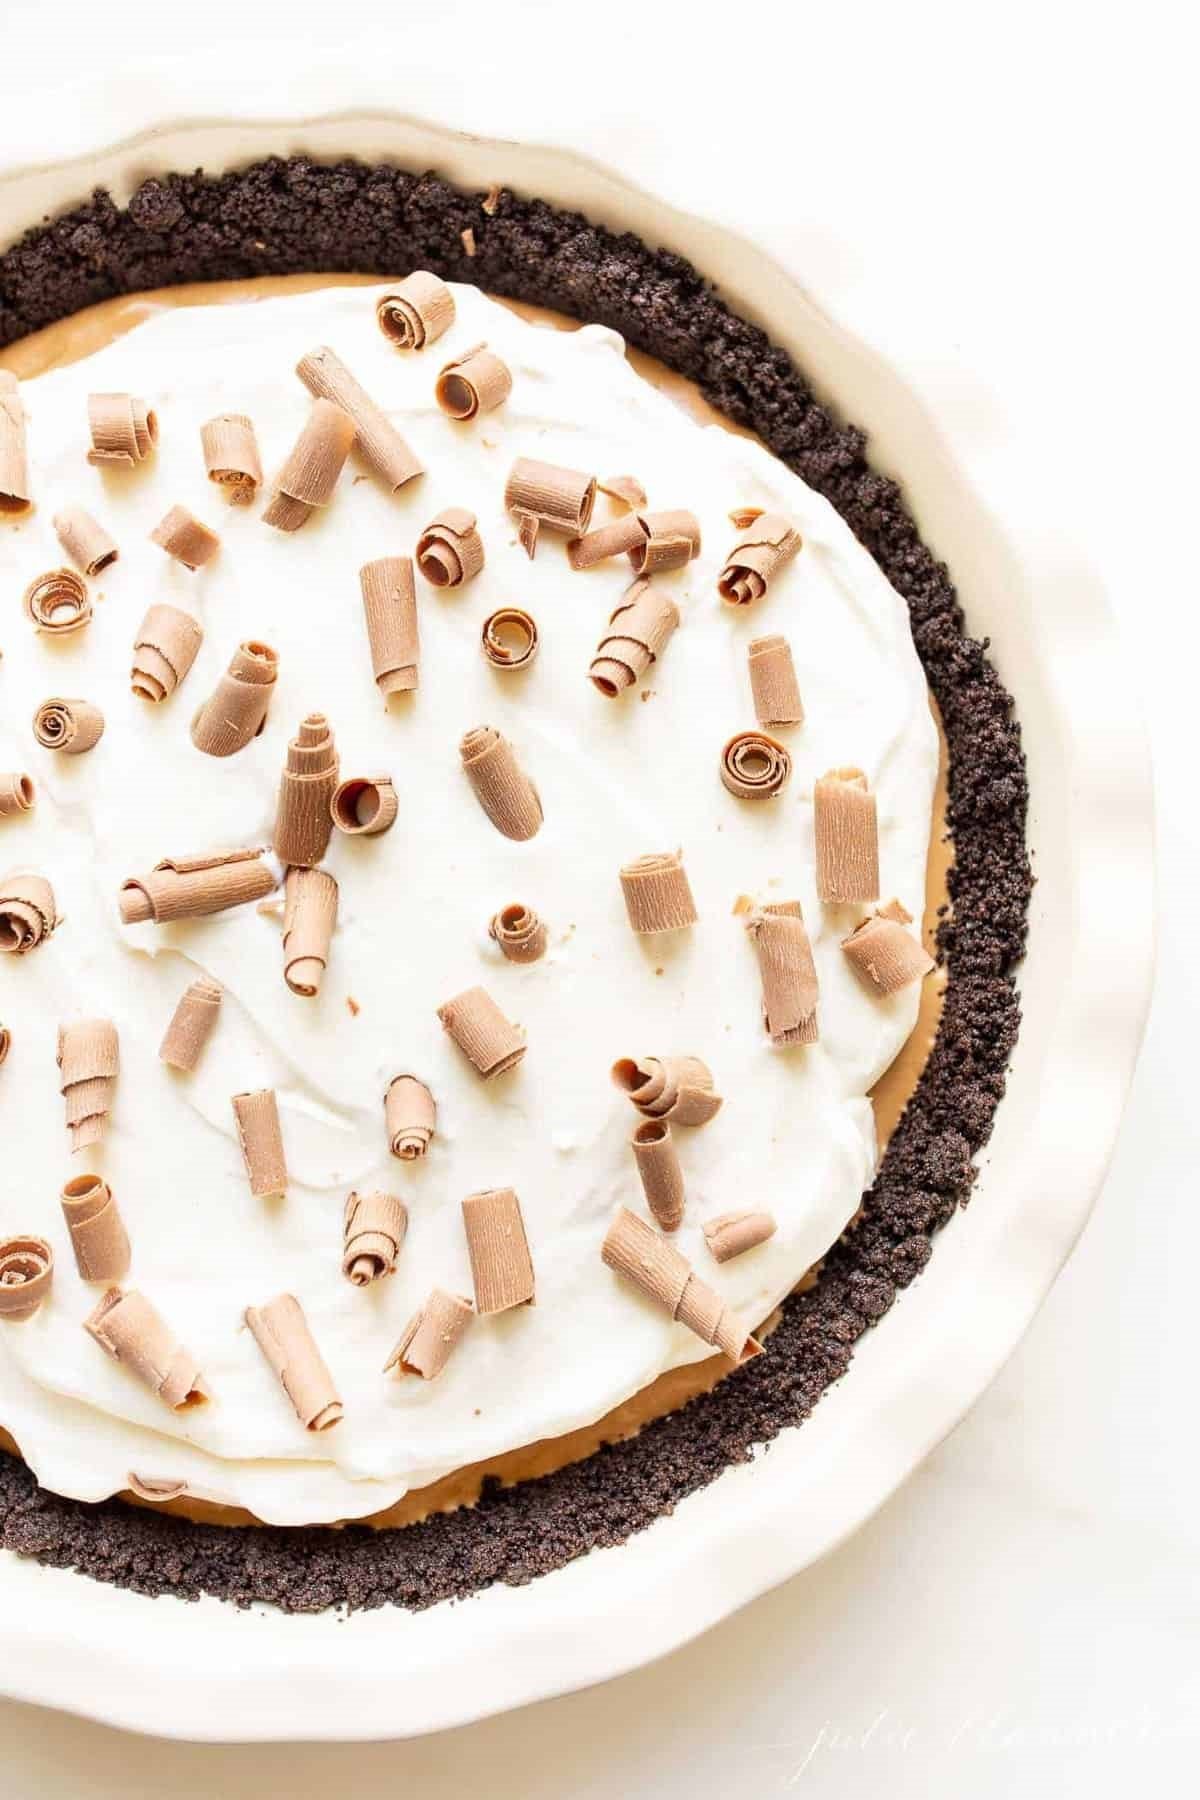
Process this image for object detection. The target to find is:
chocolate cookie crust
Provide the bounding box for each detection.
[0,160,1030,1612]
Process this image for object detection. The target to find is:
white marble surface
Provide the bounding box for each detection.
[1,1,1195,1792]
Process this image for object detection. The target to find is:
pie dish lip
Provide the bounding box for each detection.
[0,64,1155,1742]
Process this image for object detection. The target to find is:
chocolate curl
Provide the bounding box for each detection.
[263,397,356,531]
[720,731,792,800]
[489,903,547,964]
[0,872,57,954]
[282,866,338,997]
[628,509,702,576]
[462,1187,535,1313]
[612,1054,723,1127]
[748,634,804,729]
[57,1018,119,1152]
[0,369,30,513]
[598,474,648,510]
[385,1289,473,1379]
[631,1119,685,1231]
[745,902,819,1045]
[119,847,276,924]
[0,1024,9,1064]
[32,698,105,755]
[619,851,698,934]
[415,507,485,587]
[201,412,263,503]
[60,1174,130,1282]
[131,604,203,703]
[360,556,419,698]
[330,776,398,837]
[718,512,803,605]
[385,1075,436,1161]
[87,393,157,468]
[461,227,477,257]
[190,641,278,756]
[842,906,934,995]
[459,726,543,841]
[516,511,540,559]
[567,512,648,571]
[0,774,35,819]
[375,271,456,350]
[481,607,538,672]
[505,457,596,552]
[53,505,118,576]
[602,1207,759,1362]
[85,1288,207,1410]
[438,985,526,1080]
[589,578,680,696]
[0,1236,53,1321]
[148,504,220,571]
[273,714,339,867]
[232,1089,288,1198]
[296,345,423,492]
[23,567,91,636]
[814,767,880,903]
[703,1210,777,1264]
[159,977,222,1070]
[125,1473,188,1503]
[435,343,512,419]
[342,1190,408,1287]
[245,1293,342,1431]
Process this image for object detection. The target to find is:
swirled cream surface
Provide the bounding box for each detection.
[0,282,936,1525]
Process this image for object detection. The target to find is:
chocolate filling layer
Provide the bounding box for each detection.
[0,159,1030,1612]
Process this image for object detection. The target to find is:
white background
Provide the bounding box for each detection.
[1,1,1196,1792]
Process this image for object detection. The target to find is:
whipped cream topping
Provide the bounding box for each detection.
[0,283,936,1525]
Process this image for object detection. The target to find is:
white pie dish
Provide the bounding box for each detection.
[0,55,1154,1741]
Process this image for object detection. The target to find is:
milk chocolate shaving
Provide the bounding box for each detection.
[297,346,424,492]
[60,1174,130,1282]
[589,578,680,695]
[0,872,57,954]
[703,1210,777,1263]
[385,1075,437,1161]
[459,726,542,841]
[415,507,485,587]
[159,977,222,1071]
[602,1207,759,1362]
[201,412,263,503]
[360,556,419,698]
[516,510,540,559]
[273,714,339,867]
[0,773,36,819]
[232,1089,288,1198]
[126,1473,188,1503]
[598,474,648,511]
[482,185,502,216]
[0,369,30,513]
[631,1119,685,1231]
[119,847,276,924]
[149,504,220,570]
[461,226,477,258]
[0,1236,53,1321]
[729,506,764,529]
[619,851,698,934]
[32,698,105,755]
[628,509,702,575]
[0,1024,9,1064]
[244,1293,342,1431]
[23,567,91,636]
[842,907,935,995]
[57,1018,119,1152]
[814,767,881,903]
[747,634,804,729]
[263,397,356,531]
[131,604,203,703]
[611,1054,723,1127]
[718,512,803,604]
[462,1187,535,1313]
[375,271,456,350]
[330,776,398,836]
[435,343,512,419]
[85,1287,207,1409]
[489,903,547,964]
[720,731,792,800]
[505,457,596,538]
[745,901,819,1045]
[385,1289,473,1379]
[53,505,118,575]
[567,512,648,570]
[86,393,157,467]
[282,866,338,997]
[437,985,526,1079]
[481,607,538,672]
[342,1190,408,1286]
[190,640,278,756]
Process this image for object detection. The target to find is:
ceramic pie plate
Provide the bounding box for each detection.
[0,52,1154,1742]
